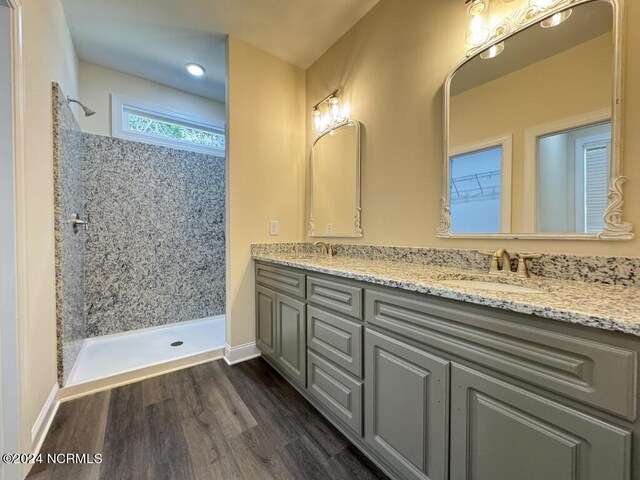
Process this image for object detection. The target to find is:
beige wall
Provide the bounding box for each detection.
[20,0,79,455]
[450,33,612,232]
[226,36,306,347]
[306,0,640,256]
[77,61,226,136]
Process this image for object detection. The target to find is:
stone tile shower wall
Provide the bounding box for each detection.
[53,83,226,383]
[53,83,86,384]
[83,135,226,337]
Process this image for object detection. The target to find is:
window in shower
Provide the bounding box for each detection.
[112,94,226,156]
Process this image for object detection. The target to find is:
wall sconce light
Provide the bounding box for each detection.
[465,0,491,47]
[313,90,350,136]
[464,0,570,55]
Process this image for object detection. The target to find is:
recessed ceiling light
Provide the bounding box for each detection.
[540,9,572,28]
[480,41,504,60]
[186,63,206,77]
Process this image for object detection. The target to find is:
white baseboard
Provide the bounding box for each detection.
[31,383,60,454]
[224,342,261,365]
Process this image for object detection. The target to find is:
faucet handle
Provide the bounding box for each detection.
[518,253,542,260]
[478,250,500,273]
[516,253,542,278]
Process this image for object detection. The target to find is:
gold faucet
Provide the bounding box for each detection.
[314,241,333,258]
[481,248,540,278]
[493,248,512,274]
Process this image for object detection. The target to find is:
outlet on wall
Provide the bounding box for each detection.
[269,220,279,236]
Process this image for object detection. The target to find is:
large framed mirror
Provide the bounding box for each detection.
[309,120,362,238]
[439,0,633,240]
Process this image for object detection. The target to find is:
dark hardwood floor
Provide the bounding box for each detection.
[27,358,388,480]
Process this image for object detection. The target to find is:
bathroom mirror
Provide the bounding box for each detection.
[439,0,633,240]
[309,121,362,237]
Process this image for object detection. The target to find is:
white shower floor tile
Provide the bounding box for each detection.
[66,315,225,386]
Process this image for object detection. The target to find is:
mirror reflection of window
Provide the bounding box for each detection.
[450,146,502,234]
[537,121,611,233]
[445,0,618,237]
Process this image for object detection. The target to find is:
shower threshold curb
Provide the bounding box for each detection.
[57,348,224,403]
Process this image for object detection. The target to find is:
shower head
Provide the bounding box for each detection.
[82,106,96,117]
[66,96,96,117]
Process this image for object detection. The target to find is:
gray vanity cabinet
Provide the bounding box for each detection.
[255,264,307,387]
[450,364,632,480]
[255,262,639,480]
[275,293,307,387]
[364,328,449,480]
[256,285,277,359]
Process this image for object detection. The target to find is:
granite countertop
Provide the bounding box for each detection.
[252,252,640,337]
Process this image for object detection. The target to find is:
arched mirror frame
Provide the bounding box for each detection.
[437,0,633,240]
[308,120,363,238]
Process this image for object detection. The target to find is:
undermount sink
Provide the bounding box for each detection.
[439,279,543,294]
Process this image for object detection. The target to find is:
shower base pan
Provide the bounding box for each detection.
[60,315,225,401]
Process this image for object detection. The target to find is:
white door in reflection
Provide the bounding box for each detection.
[537,122,611,233]
[450,146,502,234]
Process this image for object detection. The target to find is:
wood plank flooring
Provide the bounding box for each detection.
[27,358,389,480]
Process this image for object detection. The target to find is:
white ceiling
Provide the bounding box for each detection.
[61,0,379,103]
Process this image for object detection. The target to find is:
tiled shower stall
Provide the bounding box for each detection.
[52,83,226,385]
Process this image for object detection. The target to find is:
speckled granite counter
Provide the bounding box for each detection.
[252,252,640,337]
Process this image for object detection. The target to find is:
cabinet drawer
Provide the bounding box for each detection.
[307,276,363,319]
[307,350,363,436]
[307,306,363,377]
[256,263,305,298]
[366,288,638,420]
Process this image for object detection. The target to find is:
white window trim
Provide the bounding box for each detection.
[111,94,226,156]
[523,108,611,232]
[450,134,513,233]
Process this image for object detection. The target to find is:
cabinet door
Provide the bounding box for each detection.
[276,293,306,387]
[450,364,631,480]
[256,285,277,359]
[364,329,449,480]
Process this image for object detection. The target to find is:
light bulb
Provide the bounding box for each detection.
[313,109,323,134]
[466,15,489,46]
[330,97,341,122]
[540,9,572,28]
[321,112,330,132]
[341,103,351,121]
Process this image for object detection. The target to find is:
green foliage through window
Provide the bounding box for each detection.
[127,113,225,150]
